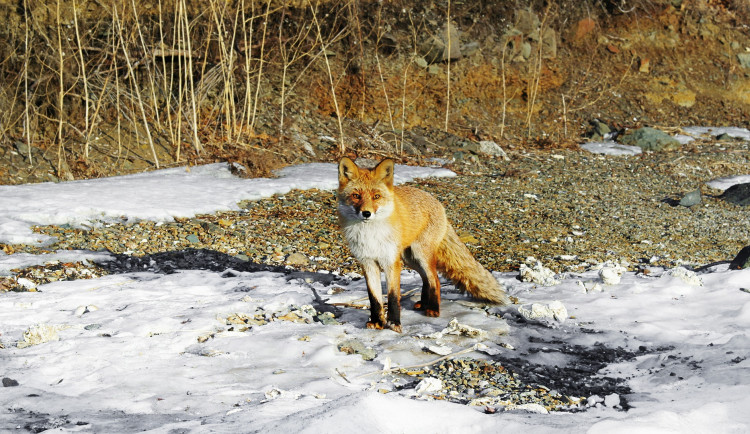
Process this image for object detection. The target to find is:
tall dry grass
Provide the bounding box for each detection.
[0,1,673,178]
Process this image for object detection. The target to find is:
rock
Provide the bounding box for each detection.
[316,311,341,325]
[14,141,32,160]
[738,53,750,70]
[541,27,557,58]
[618,127,680,151]
[515,9,539,35]
[716,133,733,141]
[186,234,201,244]
[420,22,461,64]
[672,87,696,108]
[286,252,310,266]
[426,344,452,356]
[442,22,462,60]
[720,182,750,206]
[461,41,480,57]
[574,17,596,41]
[599,267,623,285]
[337,339,376,361]
[415,377,443,395]
[440,317,488,339]
[17,324,60,348]
[464,140,508,158]
[518,301,568,323]
[2,378,19,387]
[519,259,559,286]
[604,393,621,407]
[665,266,703,286]
[586,394,604,407]
[520,42,532,60]
[588,119,611,140]
[730,246,750,270]
[639,57,650,73]
[506,403,549,414]
[74,305,99,317]
[679,189,702,207]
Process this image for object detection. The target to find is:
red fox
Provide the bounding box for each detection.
[337,157,510,332]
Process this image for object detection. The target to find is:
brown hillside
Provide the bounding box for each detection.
[0,0,748,184]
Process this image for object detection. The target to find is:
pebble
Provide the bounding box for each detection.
[679,189,702,207]
[2,378,19,387]
[404,358,582,412]
[604,393,621,408]
[619,127,680,151]
[519,260,559,286]
[599,266,624,285]
[338,339,377,361]
[2,145,748,279]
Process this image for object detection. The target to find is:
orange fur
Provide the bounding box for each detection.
[337,157,509,332]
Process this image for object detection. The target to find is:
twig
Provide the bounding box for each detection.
[250,0,271,132]
[113,4,160,168]
[23,0,32,165]
[55,0,65,178]
[336,368,351,383]
[353,345,479,379]
[444,0,451,132]
[73,0,91,160]
[333,288,420,307]
[310,2,345,154]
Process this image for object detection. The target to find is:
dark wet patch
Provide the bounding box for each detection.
[97,248,343,286]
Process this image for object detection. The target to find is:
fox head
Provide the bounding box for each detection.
[338,157,395,222]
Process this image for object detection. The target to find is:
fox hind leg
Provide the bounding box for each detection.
[404,247,441,317]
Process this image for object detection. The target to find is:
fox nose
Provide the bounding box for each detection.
[361,210,371,219]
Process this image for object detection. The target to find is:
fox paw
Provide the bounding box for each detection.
[366,321,384,330]
[425,309,440,317]
[414,301,423,310]
[387,323,403,333]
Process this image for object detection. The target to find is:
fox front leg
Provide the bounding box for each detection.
[385,259,403,333]
[362,260,386,329]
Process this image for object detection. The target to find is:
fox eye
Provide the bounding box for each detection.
[373,193,381,200]
[352,193,361,200]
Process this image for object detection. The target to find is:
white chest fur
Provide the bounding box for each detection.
[341,219,399,267]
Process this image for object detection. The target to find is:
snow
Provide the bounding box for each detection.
[681,126,750,141]
[581,126,750,156]
[580,141,642,156]
[706,175,750,192]
[1,160,750,433]
[0,162,455,245]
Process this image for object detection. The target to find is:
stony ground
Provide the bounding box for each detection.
[2,132,748,417]
[4,133,749,279]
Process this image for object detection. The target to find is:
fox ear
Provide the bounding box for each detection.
[338,157,359,186]
[373,159,394,187]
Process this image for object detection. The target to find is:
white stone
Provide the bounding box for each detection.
[519,260,559,286]
[415,377,443,395]
[666,266,703,286]
[604,393,621,407]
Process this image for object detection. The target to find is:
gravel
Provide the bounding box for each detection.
[4,139,749,276]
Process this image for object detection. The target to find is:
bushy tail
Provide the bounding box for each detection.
[436,226,511,305]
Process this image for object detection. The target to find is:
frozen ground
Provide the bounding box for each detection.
[1,137,750,433]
